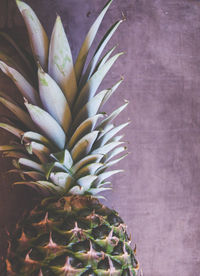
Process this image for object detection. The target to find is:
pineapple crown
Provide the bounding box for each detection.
[0,0,129,199]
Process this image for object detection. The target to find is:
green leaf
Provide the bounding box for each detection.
[50,172,73,190]
[22,131,55,149]
[38,67,72,133]
[71,131,99,162]
[77,175,98,190]
[18,158,44,173]
[72,90,109,130]
[76,163,103,178]
[97,100,129,130]
[0,61,40,105]
[79,20,122,87]
[0,123,24,139]
[95,122,130,147]
[71,154,103,174]
[0,145,24,151]
[48,16,77,106]
[102,146,127,163]
[73,52,123,114]
[16,0,49,70]
[95,170,123,186]
[51,149,73,169]
[26,141,50,163]
[68,114,103,150]
[25,103,66,150]
[74,0,113,82]
[91,141,124,155]
[0,96,34,129]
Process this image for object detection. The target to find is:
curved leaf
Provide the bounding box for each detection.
[73,52,123,113]
[76,163,103,179]
[71,131,99,162]
[77,175,98,190]
[25,103,66,149]
[0,123,24,139]
[50,172,73,190]
[38,67,72,133]
[91,141,124,155]
[72,90,108,130]
[79,20,122,87]
[22,131,55,149]
[74,0,113,82]
[68,114,103,150]
[0,61,40,105]
[16,0,49,70]
[0,96,34,129]
[97,100,129,130]
[18,158,44,173]
[71,154,103,174]
[95,122,130,147]
[48,16,77,106]
[26,141,50,163]
[50,149,73,169]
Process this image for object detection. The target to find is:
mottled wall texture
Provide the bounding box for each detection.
[0,0,200,275]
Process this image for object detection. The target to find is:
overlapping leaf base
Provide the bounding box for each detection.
[6,196,139,275]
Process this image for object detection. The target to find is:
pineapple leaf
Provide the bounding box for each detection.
[50,149,73,169]
[73,52,123,113]
[93,45,117,73]
[25,103,66,150]
[38,66,72,133]
[26,141,50,163]
[18,158,44,173]
[75,163,103,179]
[13,180,61,194]
[22,131,55,149]
[97,100,129,130]
[95,122,130,147]
[0,61,40,105]
[0,145,24,151]
[89,187,111,195]
[71,154,103,174]
[77,175,98,190]
[79,20,122,88]
[16,0,49,70]
[100,78,124,107]
[102,146,127,163]
[74,0,113,82]
[68,114,104,150]
[23,171,45,180]
[95,170,123,186]
[71,131,99,162]
[50,172,73,190]
[48,16,77,106]
[0,96,34,129]
[91,141,124,155]
[72,90,109,130]
[98,123,114,140]
[105,153,128,167]
[0,123,24,139]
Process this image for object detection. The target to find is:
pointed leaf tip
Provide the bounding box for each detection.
[16,0,49,70]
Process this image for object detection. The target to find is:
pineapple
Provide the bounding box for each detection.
[0,0,140,275]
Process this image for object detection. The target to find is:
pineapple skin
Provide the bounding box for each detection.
[6,196,139,276]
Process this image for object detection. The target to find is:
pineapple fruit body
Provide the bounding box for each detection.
[0,0,141,275]
[6,196,139,275]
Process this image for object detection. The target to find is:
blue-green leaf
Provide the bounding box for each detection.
[25,103,66,149]
[48,16,77,106]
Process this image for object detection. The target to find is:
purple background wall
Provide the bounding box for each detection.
[0,0,200,275]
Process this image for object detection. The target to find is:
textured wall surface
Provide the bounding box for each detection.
[0,0,200,275]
